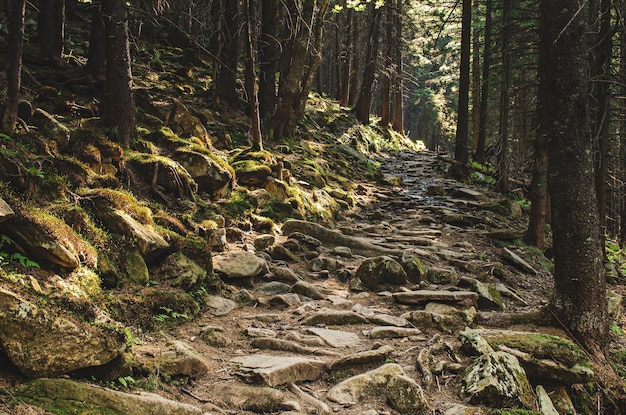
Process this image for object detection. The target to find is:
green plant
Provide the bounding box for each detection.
[117,375,135,388]
[610,323,624,336]
[153,306,189,323]
[0,235,39,269]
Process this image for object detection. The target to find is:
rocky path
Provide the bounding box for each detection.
[18,149,600,414]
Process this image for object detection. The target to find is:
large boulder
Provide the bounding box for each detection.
[356,256,408,290]
[213,251,267,279]
[176,148,233,198]
[326,363,407,405]
[459,351,534,409]
[0,287,126,377]
[16,378,205,415]
[0,198,14,222]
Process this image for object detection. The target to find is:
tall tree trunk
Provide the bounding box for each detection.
[339,6,353,107]
[390,0,403,133]
[540,0,607,352]
[243,0,263,151]
[86,2,106,80]
[1,0,26,134]
[621,0,626,246]
[475,0,492,164]
[258,0,280,122]
[102,0,136,147]
[591,0,612,247]
[449,0,471,178]
[496,0,511,192]
[470,0,480,152]
[353,2,382,124]
[38,0,65,63]
[524,125,549,249]
[380,0,393,127]
[294,0,330,121]
[271,0,315,138]
[215,0,239,107]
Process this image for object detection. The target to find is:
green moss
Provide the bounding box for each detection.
[76,187,154,225]
[219,188,255,217]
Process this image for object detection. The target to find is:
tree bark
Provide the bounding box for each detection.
[243,0,263,151]
[475,0,492,164]
[38,0,65,63]
[215,0,239,107]
[258,0,281,122]
[102,0,136,147]
[380,0,393,127]
[470,0,480,151]
[390,0,403,133]
[87,2,106,80]
[1,0,26,134]
[496,0,511,192]
[449,0,471,178]
[339,6,353,107]
[524,127,549,249]
[540,0,607,351]
[353,2,382,124]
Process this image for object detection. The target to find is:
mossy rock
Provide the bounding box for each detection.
[231,159,273,188]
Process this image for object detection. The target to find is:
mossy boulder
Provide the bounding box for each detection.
[175,148,233,198]
[232,159,273,188]
[355,256,408,290]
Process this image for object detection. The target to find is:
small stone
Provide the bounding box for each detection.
[232,355,326,386]
[369,326,422,339]
[300,308,369,326]
[327,363,405,405]
[206,295,236,316]
[305,327,362,348]
[386,374,429,414]
[246,327,277,338]
[291,280,326,300]
[213,251,266,278]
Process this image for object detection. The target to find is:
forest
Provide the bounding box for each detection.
[0,0,626,414]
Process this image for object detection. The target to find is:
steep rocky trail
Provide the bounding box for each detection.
[128,148,569,415]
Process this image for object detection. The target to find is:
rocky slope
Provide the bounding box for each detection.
[0,12,625,413]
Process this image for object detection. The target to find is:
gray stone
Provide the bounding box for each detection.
[157,252,207,290]
[426,267,459,285]
[458,277,505,311]
[455,188,486,201]
[31,108,70,147]
[460,329,495,356]
[305,327,362,348]
[403,303,476,334]
[256,281,292,295]
[502,247,538,275]
[16,378,204,415]
[443,403,488,415]
[393,290,479,308]
[369,326,422,339]
[608,288,623,321]
[459,351,534,409]
[544,385,577,415]
[400,252,427,284]
[300,308,369,326]
[291,280,326,300]
[250,337,338,356]
[0,198,14,222]
[246,327,278,338]
[206,295,237,316]
[134,341,208,379]
[367,313,409,327]
[464,328,593,384]
[356,256,408,290]
[536,385,559,415]
[271,266,302,283]
[213,251,266,278]
[386,374,429,414]
[332,246,353,257]
[101,210,169,261]
[254,234,275,251]
[326,363,404,405]
[212,383,291,413]
[177,149,233,198]
[0,287,125,377]
[330,345,395,371]
[232,355,326,386]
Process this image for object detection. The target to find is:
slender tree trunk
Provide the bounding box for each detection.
[1,0,26,134]
[449,0,471,177]
[496,0,511,192]
[390,0,403,133]
[475,0,492,164]
[215,0,239,107]
[620,0,626,246]
[243,0,263,151]
[354,2,382,124]
[592,0,612,248]
[471,0,480,152]
[524,125,549,249]
[271,0,315,138]
[87,2,106,80]
[380,0,392,127]
[339,7,353,107]
[259,0,280,122]
[38,0,65,63]
[102,0,136,147]
[540,0,607,352]
[294,0,330,121]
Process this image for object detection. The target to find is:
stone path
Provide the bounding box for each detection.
[125,150,583,414]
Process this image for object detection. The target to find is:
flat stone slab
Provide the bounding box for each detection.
[327,363,405,405]
[300,308,369,326]
[330,345,395,371]
[367,313,409,327]
[393,290,479,308]
[369,326,423,339]
[206,295,236,316]
[232,355,327,386]
[305,327,362,348]
[213,251,266,278]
